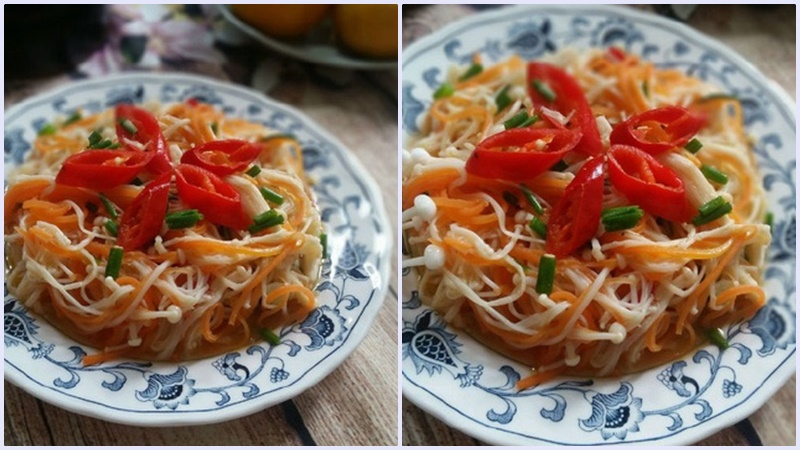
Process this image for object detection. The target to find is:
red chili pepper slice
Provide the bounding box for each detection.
[115,104,172,174]
[607,46,627,62]
[181,139,263,176]
[610,106,707,155]
[607,145,692,222]
[465,128,582,181]
[546,157,605,258]
[55,150,154,190]
[174,164,250,230]
[527,62,603,156]
[117,171,171,251]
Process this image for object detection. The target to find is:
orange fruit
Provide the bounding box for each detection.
[231,4,331,40]
[334,5,398,59]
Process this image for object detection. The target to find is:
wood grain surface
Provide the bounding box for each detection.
[3,5,398,446]
[401,4,796,447]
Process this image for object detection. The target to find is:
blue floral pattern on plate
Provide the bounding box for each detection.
[3,73,391,426]
[402,5,795,446]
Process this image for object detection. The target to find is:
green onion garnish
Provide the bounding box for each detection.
[684,138,703,154]
[108,142,121,149]
[529,216,547,238]
[693,196,733,226]
[259,186,284,205]
[259,328,281,346]
[38,123,57,136]
[602,206,644,232]
[261,133,297,143]
[165,210,204,229]
[502,191,520,208]
[88,130,103,146]
[642,81,649,98]
[246,165,262,177]
[120,119,138,134]
[495,84,512,112]
[458,63,483,82]
[520,184,544,215]
[320,233,328,259]
[700,165,728,185]
[535,254,556,294]
[706,327,730,349]
[519,115,538,128]
[532,79,556,102]
[105,246,123,279]
[433,82,455,99]
[64,112,82,126]
[502,111,529,129]
[104,220,119,237]
[249,210,285,234]
[765,211,774,232]
[99,194,118,220]
[210,122,218,135]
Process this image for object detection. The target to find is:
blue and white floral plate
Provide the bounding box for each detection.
[4,73,391,426]
[402,5,795,446]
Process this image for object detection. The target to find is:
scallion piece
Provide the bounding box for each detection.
[495,84,512,112]
[684,138,703,154]
[259,328,281,346]
[105,246,123,279]
[120,119,138,134]
[532,79,556,102]
[458,63,483,82]
[706,328,730,350]
[104,220,119,237]
[89,137,113,149]
[261,133,297,143]
[88,130,103,146]
[259,186,284,205]
[108,142,121,149]
[520,184,544,215]
[700,164,728,185]
[64,111,82,126]
[210,122,218,135]
[642,81,649,98]
[765,211,774,232]
[693,196,733,226]
[519,115,538,128]
[602,206,644,232]
[165,210,204,229]
[697,196,728,217]
[535,254,556,295]
[529,216,547,238]
[503,110,530,129]
[246,165,262,177]
[502,191,520,208]
[249,210,285,234]
[38,123,57,136]
[320,233,328,259]
[99,194,118,220]
[433,82,455,99]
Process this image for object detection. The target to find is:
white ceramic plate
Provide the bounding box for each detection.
[402,5,795,445]
[217,5,397,72]
[4,73,391,426]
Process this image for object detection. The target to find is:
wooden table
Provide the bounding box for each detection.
[402,4,795,446]
[4,5,398,446]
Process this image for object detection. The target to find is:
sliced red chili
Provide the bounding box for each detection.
[527,62,603,156]
[610,106,707,155]
[607,46,627,62]
[465,128,582,181]
[181,139,263,176]
[115,104,172,174]
[55,150,154,190]
[546,157,605,258]
[117,171,171,251]
[607,145,692,222]
[174,164,250,230]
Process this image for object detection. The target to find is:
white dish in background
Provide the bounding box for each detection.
[402,5,795,445]
[217,5,396,72]
[4,73,391,426]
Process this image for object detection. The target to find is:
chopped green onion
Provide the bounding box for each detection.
[320,233,328,259]
[99,194,118,220]
[519,115,538,128]
[520,184,544,215]
[120,119,138,134]
[259,328,281,346]
[210,122,218,135]
[535,254,556,294]
[259,186,284,205]
[642,81,649,98]
[458,63,483,82]
[89,136,113,149]
[495,84,512,112]
[88,130,103,146]
[700,164,728,185]
[529,216,547,238]
[246,165,262,177]
[249,210,285,234]
[532,79,556,102]
[503,111,530,129]
[105,246,123,279]
[502,191,520,208]
[38,123,57,136]
[108,142,121,149]
[693,196,733,225]
[602,206,644,232]
[104,220,119,237]
[684,138,703,154]
[165,210,204,229]
[765,211,774,232]
[698,93,738,103]
[261,133,297,143]
[433,82,455,99]
[706,327,730,350]
[64,112,82,126]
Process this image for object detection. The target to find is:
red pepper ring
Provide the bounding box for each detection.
[115,104,173,175]
[607,145,692,223]
[174,164,250,230]
[545,156,605,258]
[181,139,263,177]
[117,171,172,251]
[55,150,154,190]
[610,106,707,155]
[465,128,582,182]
